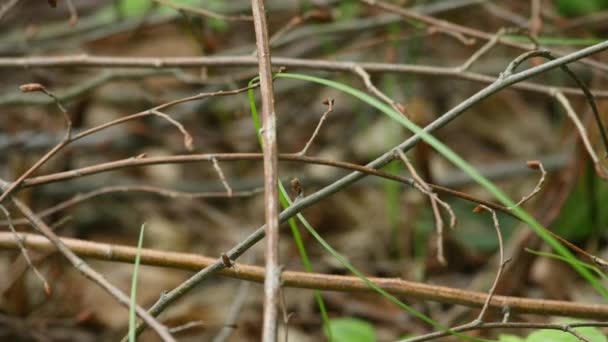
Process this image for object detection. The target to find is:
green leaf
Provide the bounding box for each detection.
[327,318,376,342]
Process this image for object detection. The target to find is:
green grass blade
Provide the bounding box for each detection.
[526,248,608,282]
[129,223,146,342]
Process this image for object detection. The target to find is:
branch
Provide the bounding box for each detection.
[3,232,608,320]
[1,55,606,98]
[251,0,281,339]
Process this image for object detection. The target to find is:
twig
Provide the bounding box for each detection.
[0,69,175,106]
[0,84,72,205]
[10,197,175,342]
[169,321,207,334]
[1,55,607,98]
[530,0,542,37]
[212,280,251,342]
[553,91,608,179]
[251,0,281,339]
[0,185,262,227]
[427,26,476,46]
[0,0,20,20]
[396,150,456,265]
[503,50,608,158]
[278,286,293,342]
[401,321,600,342]
[268,10,331,47]
[509,160,546,209]
[150,109,194,151]
[66,0,78,26]
[353,65,409,116]
[472,205,507,322]
[457,28,507,72]
[152,0,253,21]
[0,205,50,295]
[298,98,334,156]
[211,158,233,197]
[71,82,259,145]
[12,152,515,219]
[4,232,608,320]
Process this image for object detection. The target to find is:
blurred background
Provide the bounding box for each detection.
[1,0,608,340]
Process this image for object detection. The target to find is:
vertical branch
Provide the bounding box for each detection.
[251,0,281,341]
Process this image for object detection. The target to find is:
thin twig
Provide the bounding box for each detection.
[0,84,72,205]
[0,0,20,20]
[554,90,608,179]
[251,0,281,339]
[0,185,262,227]
[150,109,194,151]
[402,321,600,342]
[1,55,608,98]
[353,65,409,116]
[298,98,334,156]
[458,28,507,72]
[530,0,542,37]
[66,0,78,26]
[472,205,508,322]
[396,150,456,265]
[212,280,251,342]
[169,321,207,334]
[427,26,476,46]
[503,50,608,158]
[12,152,516,219]
[211,158,233,197]
[509,160,546,209]
[0,205,50,295]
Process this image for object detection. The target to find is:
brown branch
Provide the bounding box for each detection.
[11,152,514,217]
[3,232,608,320]
[251,0,281,339]
[1,55,606,98]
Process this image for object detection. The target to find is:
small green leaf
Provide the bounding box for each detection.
[327,318,376,342]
